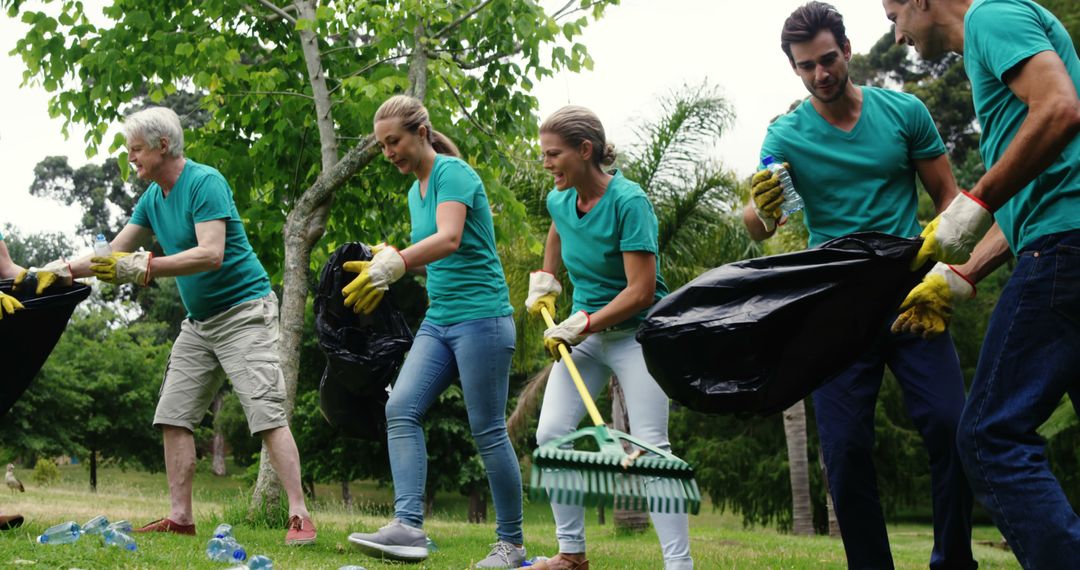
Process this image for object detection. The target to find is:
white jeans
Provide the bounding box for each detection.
[535,328,693,569]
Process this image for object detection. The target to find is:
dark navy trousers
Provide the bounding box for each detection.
[813,323,976,570]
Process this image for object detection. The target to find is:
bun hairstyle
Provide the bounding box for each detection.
[374,95,461,158]
[540,105,617,169]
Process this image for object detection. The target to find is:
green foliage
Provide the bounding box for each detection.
[30,457,60,486]
[215,391,261,468]
[0,223,73,267]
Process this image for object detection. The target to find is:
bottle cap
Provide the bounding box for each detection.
[761,155,776,167]
[96,233,106,241]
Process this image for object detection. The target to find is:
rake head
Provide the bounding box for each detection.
[530,425,701,515]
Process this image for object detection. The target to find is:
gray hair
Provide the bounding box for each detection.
[123,107,185,158]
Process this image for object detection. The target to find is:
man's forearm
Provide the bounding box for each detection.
[953,224,1012,284]
[148,247,223,278]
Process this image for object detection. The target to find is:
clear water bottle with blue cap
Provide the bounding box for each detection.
[206,536,248,563]
[93,233,112,257]
[761,155,804,216]
[37,521,81,545]
[107,520,133,533]
[213,523,234,539]
[81,515,109,535]
[103,527,137,552]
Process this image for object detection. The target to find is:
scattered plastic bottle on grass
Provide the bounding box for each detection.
[213,523,234,539]
[93,233,112,258]
[761,155,804,216]
[337,566,368,570]
[107,520,133,533]
[522,557,550,567]
[246,555,273,569]
[37,521,81,545]
[425,536,438,552]
[81,515,109,535]
[103,528,137,552]
[207,536,248,563]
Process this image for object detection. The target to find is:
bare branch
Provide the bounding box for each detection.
[229,90,315,101]
[551,0,577,20]
[433,0,497,39]
[254,0,296,24]
[440,74,495,138]
[327,52,411,97]
[451,43,522,70]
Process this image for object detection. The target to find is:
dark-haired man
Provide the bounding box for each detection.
[743,2,977,568]
[883,0,1080,567]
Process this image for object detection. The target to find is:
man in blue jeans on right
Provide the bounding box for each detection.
[884,0,1080,568]
[745,3,977,568]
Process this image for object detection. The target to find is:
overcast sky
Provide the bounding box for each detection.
[0,0,895,240]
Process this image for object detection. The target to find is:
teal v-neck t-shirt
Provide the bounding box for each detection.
[130,159,270,320]
[546,170,667,325]
[965,0,1080,252]
[407,154,512,325]
[761,86,946,247]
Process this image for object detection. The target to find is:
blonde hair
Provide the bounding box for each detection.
[123,107,184,158]
[540,105,617,168]
[374,95,460,157]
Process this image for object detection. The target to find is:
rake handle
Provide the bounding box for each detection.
[541,306,606,428]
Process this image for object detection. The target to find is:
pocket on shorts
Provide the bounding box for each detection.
[1051,244,1080,327]
[244,352,286,402]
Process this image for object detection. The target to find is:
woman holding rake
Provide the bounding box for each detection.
[526,106,693,570]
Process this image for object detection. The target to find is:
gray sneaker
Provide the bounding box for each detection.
[475,540,526,568]
[348,519,428,562]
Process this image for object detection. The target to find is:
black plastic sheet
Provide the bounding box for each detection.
[0,278,91,419]
[313,243,413,440]
[636,232,930,416]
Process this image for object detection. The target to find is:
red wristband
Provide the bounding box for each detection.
[946,264,976,299]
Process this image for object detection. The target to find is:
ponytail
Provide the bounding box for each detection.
[375,95,460,157]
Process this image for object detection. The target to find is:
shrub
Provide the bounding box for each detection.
[31,458,60,486]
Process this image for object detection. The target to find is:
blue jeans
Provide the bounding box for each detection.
[957,229,1080,570]
[385,315,523,544]
[814,321,975,570]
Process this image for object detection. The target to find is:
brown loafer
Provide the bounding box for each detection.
[0,514,24,530]
[133,517,196,535]
[531,553,590,569]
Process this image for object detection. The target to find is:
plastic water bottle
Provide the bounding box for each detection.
[523,557,550,567]
[37,521,81,545]
[425,536,438,552]
[107,520,133,533]
[93,233,112,257]
[103,528,137,552]
[247,555,274,569]
[337,566,368,570]
[207,536,248,563]
[761,155,804,216]
[213,523,234,539]
[81,515,109,535]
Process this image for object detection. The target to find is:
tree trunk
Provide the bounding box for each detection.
[302,475,316,500]
[468,488,487,523]
[89,449,97,493]
[341,479,353,509]
[425,487,436,518]
[211,392,227,476]
[783,400,814,536]
[610,376,650,533]
[597,503,606,526]
[819,447,841,538]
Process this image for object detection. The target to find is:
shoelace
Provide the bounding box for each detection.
[486,541,516,562]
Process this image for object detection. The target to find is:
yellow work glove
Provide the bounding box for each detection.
[911,191,994,270]
[525,270,561,318]
[750,163,788,232]
[891,263,975,339]
[90,251,152,285]
[543,310,591,361]
[342,244,407,315]
[14,259,73,295]
[0,291,23,319]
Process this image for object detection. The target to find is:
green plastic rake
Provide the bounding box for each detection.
[529,307,701,515]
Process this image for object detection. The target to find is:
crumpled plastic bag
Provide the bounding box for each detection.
[636,232,930,416]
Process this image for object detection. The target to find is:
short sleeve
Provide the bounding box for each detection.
[907,97,947,159]
[190,175,234,223]
[435,159,481,209]
[968,1,1054,82]
[617,196,660,254]
[130,190,153,228]
[760,124,788,167]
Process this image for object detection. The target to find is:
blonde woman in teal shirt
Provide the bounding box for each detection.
[525,106,692,570]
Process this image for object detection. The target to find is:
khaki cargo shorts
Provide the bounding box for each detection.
[153,292,288,435]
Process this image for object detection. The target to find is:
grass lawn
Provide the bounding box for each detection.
[0,464,1020,569]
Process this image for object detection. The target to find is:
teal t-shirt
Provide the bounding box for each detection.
[129,159,270,320]
[761,86,947,247]
[965,0,1080,252]
[546,170,668,326]
[408,154,513,325]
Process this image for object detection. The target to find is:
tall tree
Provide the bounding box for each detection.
[9,0,618,515]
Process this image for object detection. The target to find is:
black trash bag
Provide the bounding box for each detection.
[636,232,931,416]
[0,278,92,419]
[313,243,414,439]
